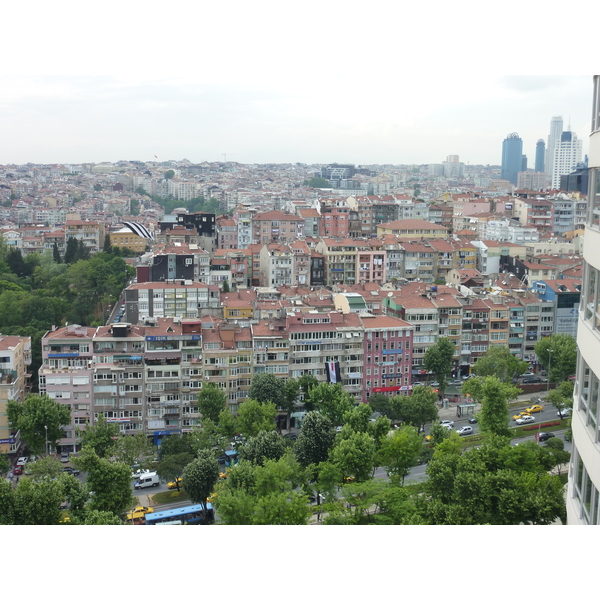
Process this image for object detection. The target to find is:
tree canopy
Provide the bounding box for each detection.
[473,346,529,382]
[7,393,71,455]
[390,386,438,432]
[535,334,577,383]
[197,383,227,422]
[423,337,455,397]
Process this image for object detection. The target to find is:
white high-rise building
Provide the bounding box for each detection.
[567,75,600,524]
[551,131,582,189]
[545,115,563,182]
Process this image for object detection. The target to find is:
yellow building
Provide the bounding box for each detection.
[0,336,32,457]
[110,228,147,254]
[376,219,448,240]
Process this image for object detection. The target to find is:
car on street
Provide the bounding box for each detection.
[468,415,478,424]
[557,408,572,417]
[512,411,530,421]
[440,420,454,428]
[13,464,23,475]
[126,506,154,521]
[167,477,183,490]
[515,415,535,425]
[538,432,556,442]
[522,376,543,384]
[63,467,80,476]
[283,433,298,440]
[525,404,544,414]
[60,452,70,463]
[16,457,28,466]
[456,426,474,436]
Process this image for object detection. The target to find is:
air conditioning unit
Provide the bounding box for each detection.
[204,376,210,380]
[111,391,117,396]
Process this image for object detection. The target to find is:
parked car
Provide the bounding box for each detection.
[283,433,298,440]
[167,477,183,490]
[60,452,70,463]
[440,420,454,428]
[538,432,556,442]
[468,415,478,424]
[557,408,572,417]
[16,457,28,466]
[522,376,543,384]
[63,467,80,476]
[13,464,23,475]
[133,472,160,489]
[516,415,535,425]
[525,404,544,414]
[456,426,474,436]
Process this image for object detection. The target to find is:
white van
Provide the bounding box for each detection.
[133,472,160,489]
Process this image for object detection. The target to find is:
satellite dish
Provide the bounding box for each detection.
[388,292,393,297]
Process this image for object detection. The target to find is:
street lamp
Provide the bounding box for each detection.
[44,424,49,457]
[547,349,553,393]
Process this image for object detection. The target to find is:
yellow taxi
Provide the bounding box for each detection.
[525,404,544,414]
[126,506,154,521]
[207,492,218,503]
[219,471,228,480]
[343,476,355,484]
[167,478,183,490]
[512,411,530,421]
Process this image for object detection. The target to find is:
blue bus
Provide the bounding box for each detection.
[145,503,214,525]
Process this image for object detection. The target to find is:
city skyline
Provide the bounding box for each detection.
[0,3,596,168]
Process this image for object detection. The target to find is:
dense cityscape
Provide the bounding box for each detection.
[1,80,599,526]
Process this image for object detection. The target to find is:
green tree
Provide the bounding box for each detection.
[73,448,133,515]
[7,394,71,455]
[183,450,220,520]
[7,248,27,278]
[52,242,62,264]
[0,452,9,476]
[236,399,277,438]
[342,403,372,433]
[64,237,78,264]
[157,433,195,460]
[377,426,422,483]
[238,430,286,466]
[473,346,528,382]
[189,418,228,456]
[213,455,311,525]
[164,170,175,179]
[221,279,230,292]
[281,378,300,430]
[547,381,574,420]
[79,510,122,525]
[306,382,355,426]
[367,393,395,419]
[23,456,64,481]
[93,183,102,192]
[330,431,376,483]
[12,476,66,525]
[427,423,452,446]
[463,376,518,437]
[294,411,335,469]
[304,177,331,188]
[535,334,577,384]
[157,453,194,491]
[79,414,119,458]
[423,337,455,397]
[543,437,571,476]
[218,409,237,439]
[113,430,154,467]
[390,386,438,432]
[197,383,227,422]
[103,234,111,253]
[248,372,286,406]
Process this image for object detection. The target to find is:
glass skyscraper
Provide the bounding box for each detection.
[501,132,523,185]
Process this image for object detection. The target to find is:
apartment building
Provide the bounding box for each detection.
[0,336,32,457]
[314,238,358,286]
[376,219,448,240]
[360,314,413,402]
[65,219,106,254]
[251,210,304,245]
[287,310,364,402]
[110,227,147,253]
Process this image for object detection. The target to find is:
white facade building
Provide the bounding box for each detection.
[567,76,600,524]
[551,131,583,189]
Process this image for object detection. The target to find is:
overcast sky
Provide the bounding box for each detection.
[0,1,596,167]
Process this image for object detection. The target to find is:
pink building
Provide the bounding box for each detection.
[359,314,413,402]
[355,240,386,285]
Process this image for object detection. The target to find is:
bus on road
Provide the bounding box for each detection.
[145,503,214,525]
